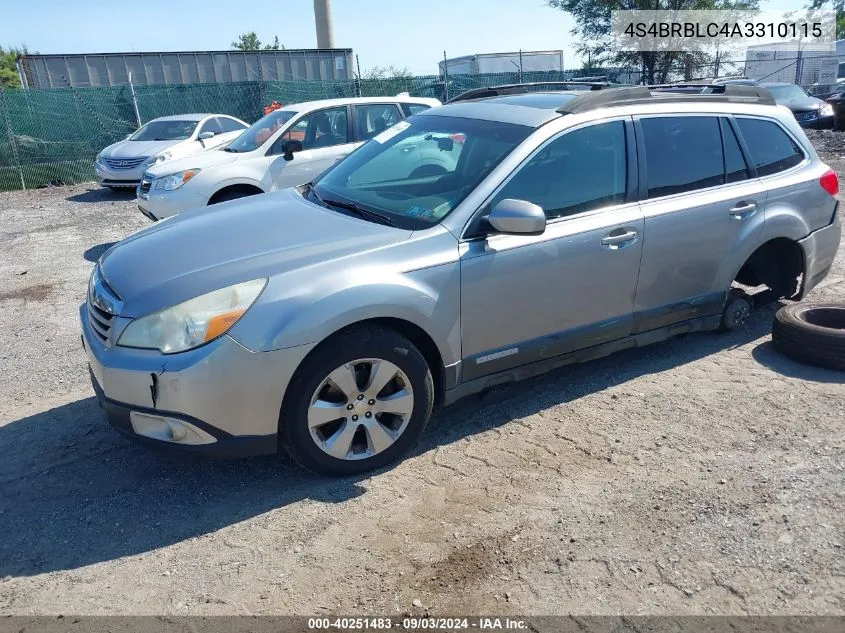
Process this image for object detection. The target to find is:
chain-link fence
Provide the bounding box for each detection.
[0,55,840,191]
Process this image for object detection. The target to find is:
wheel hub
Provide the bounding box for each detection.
[307,358,415,461]
[352,399,369,416]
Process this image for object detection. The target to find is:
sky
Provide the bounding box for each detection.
[0,0,580,75]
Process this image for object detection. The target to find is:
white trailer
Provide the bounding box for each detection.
[744,41,838,87]
[439,50,564,76]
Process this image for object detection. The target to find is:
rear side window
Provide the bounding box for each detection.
[641,116,724,198]
[720,119,750,183]
[735,117,805,176]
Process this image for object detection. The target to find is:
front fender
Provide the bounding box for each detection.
[229,262,462,367]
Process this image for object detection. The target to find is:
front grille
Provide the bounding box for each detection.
[139,173,153,195]
[87,266,122,346]
[87,302,114,344]
[103,156,148,170]
[795,110,819,122]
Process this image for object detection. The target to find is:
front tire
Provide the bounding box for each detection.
[210,190,255,205]
[280,326,434,476]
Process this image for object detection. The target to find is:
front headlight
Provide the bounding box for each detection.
[117,279,267,353]
[147,151,172,166]
[821,103,834,116]
[155,169,201,191]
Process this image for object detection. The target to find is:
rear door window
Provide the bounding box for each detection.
[641,116,724,198]
[735,117,805,176]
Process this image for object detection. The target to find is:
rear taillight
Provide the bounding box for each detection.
[820,169,839,197]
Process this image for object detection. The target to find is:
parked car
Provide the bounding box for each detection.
[81,84,840,475]
[94,114,248,190]
[761,82,834,129]
[825,90,845,130]
[136,96,441,220]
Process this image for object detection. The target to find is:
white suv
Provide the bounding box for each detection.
[137,95,441,220]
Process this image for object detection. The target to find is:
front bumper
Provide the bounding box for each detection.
[95,163,147,187]
[137,185,209,220]
[80,303,315,458]
[799,209,842,297]
[797,114,835,130]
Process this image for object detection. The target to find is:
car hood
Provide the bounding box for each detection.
[145,148,239,176]
[100,139,182,159]
[776,96,825,111]
[99,188,413,317]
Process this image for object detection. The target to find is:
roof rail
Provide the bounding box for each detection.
[445,81,615,104]
[556,84,776,114]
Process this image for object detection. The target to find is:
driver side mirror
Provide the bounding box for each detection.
[487,199,546,236]
[198,131,216,140]
[283,139,303,161]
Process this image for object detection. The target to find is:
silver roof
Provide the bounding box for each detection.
[417,92,582,127]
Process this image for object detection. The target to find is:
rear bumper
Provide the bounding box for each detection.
[799,210,842,297]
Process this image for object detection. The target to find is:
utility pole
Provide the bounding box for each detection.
[313,0,335,48]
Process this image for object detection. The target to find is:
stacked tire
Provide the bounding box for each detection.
[772,303,845,370]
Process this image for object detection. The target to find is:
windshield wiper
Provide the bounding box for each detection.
[303,182,396,226]
[322,195,395,227]
[303,182,395,227]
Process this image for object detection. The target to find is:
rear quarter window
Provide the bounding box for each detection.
[735,117,805,177]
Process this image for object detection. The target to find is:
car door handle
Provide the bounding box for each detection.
[601,230,638,247]
[729,201,757,219]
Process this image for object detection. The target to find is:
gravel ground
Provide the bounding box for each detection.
[0,143,843,616]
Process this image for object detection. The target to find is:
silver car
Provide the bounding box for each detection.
[94,113,248,189]
[81,85,841,475]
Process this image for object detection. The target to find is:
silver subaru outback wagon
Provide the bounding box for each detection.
[81,84,841,475]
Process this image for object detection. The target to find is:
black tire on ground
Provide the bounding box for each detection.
[772,303,845,371]
[279,326,435,476]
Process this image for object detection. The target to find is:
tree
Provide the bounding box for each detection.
[230,32,283,51]
[548,0,759,84]
[808,0,845,39]
[1,46,28,89]
[362,65,413,80]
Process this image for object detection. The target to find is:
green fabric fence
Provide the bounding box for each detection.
[0,69,643,192]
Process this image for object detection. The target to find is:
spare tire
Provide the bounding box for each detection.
[772,303,845,370]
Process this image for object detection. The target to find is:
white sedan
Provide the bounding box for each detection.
[136,95,441,220]
[94,113,248,190]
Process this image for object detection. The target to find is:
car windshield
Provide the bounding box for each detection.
[312,115,532,229]
[767,85,809,100]
[225,110,297,153]
[130,120,198,141]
